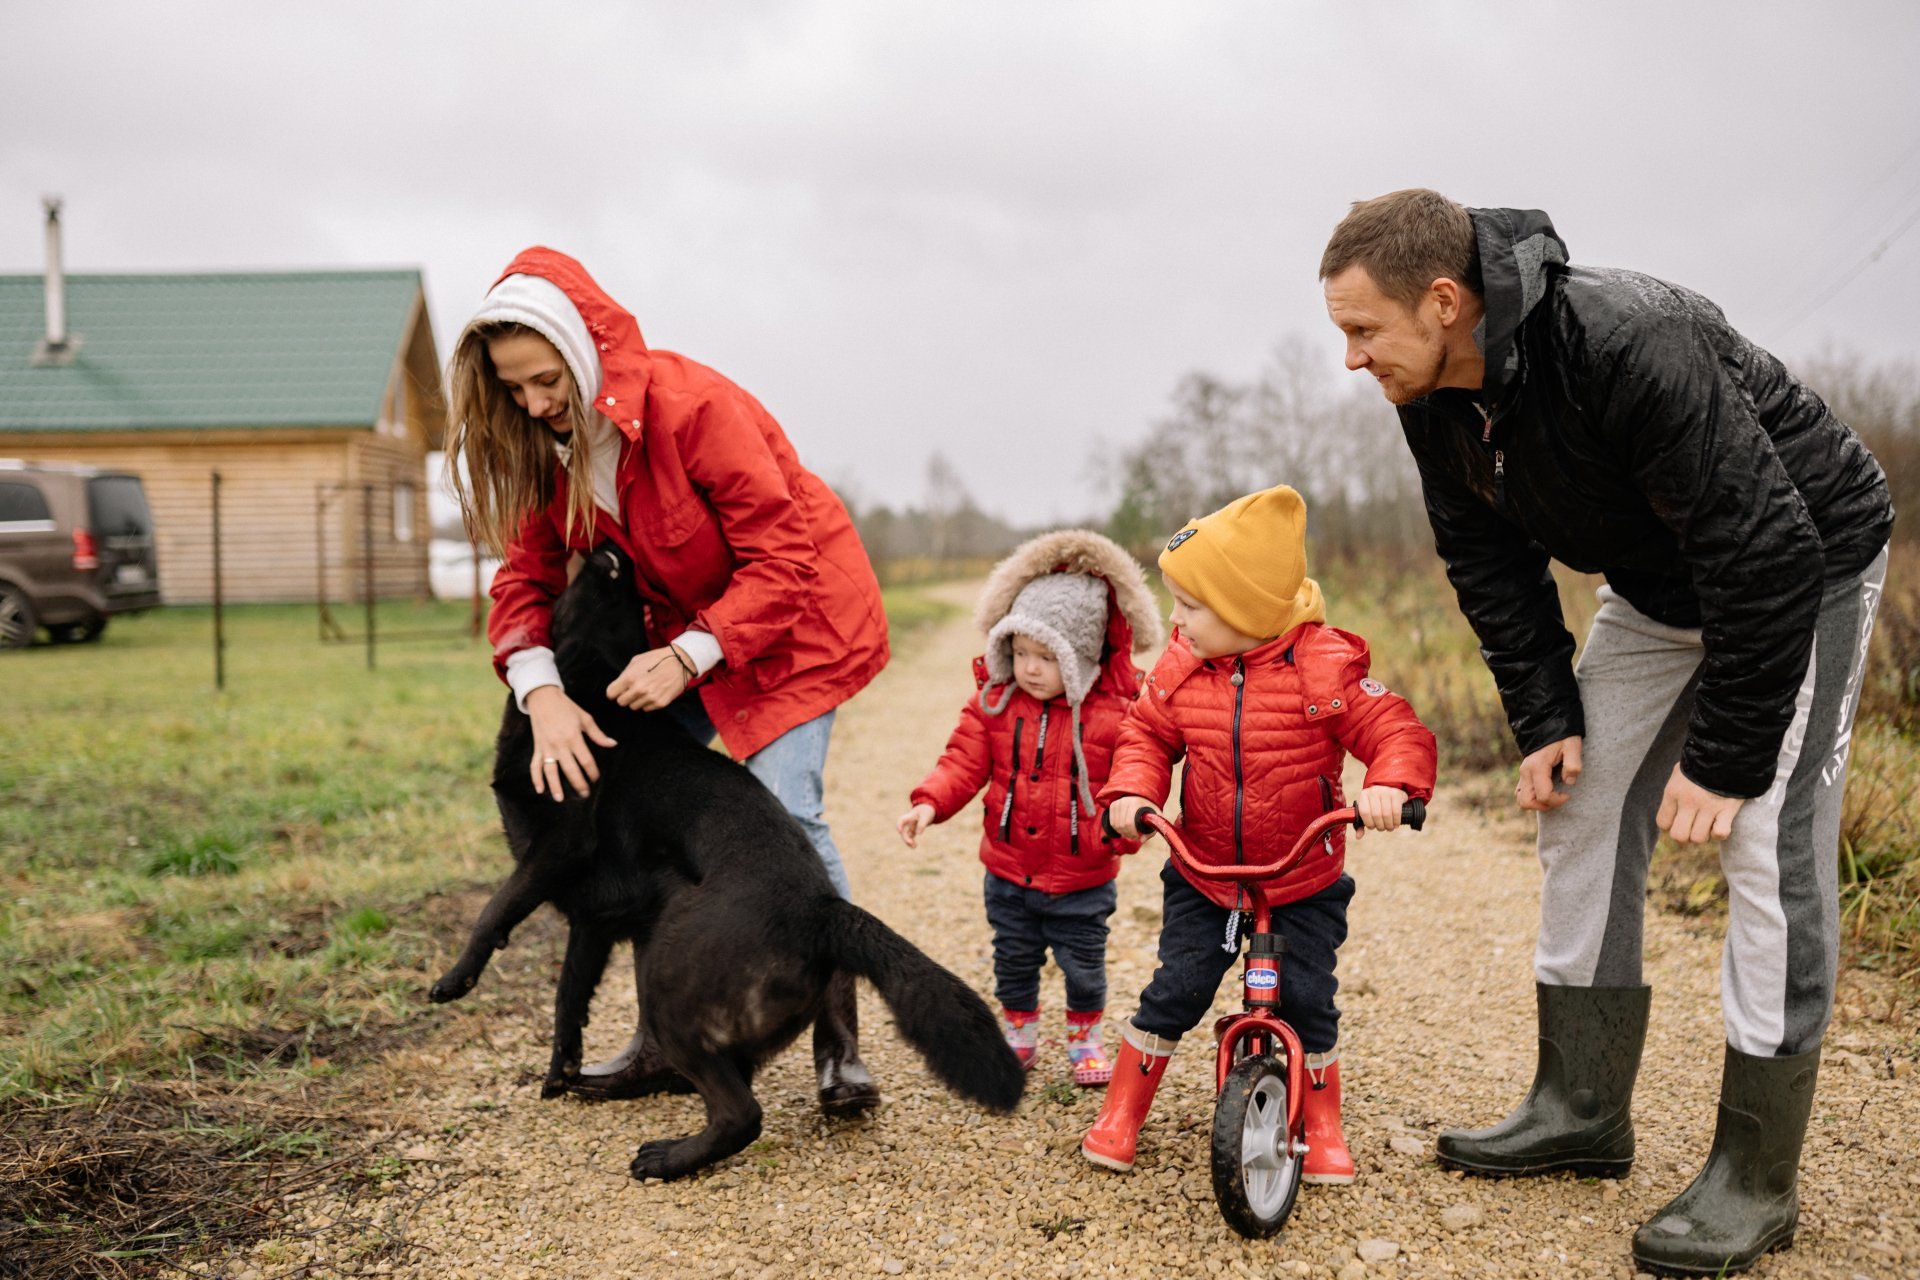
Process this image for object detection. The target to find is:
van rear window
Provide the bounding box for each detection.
[87,476,153,536]
[0,481,52,523]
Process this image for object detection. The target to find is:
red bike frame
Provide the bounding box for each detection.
[1139,807,1363,1130]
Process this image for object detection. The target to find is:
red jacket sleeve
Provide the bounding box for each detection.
[1097,688,1185,810]
[682,397,822,668]
[909,699,993,821]
[1334,662,1438,799]
[486,507,571,682]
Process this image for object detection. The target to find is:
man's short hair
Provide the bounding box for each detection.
[1319,189,1480,307]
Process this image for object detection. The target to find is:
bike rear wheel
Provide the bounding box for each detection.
[1211,1053,1303,1238]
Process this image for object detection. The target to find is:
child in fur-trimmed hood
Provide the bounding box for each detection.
[898,530,1161,1087]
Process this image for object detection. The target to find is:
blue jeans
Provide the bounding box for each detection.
[981,873,1116,1013]
[667,697,851,900]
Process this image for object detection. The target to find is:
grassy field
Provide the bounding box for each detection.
[0,591,959,1106]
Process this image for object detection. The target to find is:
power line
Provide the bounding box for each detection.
[1776,198,1920,334]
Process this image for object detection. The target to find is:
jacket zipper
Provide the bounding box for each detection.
[1477,400,1508,511]
[1069,757,1080,855]
[999,717,1023,840]
[1231,660,1246,864]
[1319,775,1337,854]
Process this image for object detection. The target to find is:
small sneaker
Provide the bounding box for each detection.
[1002,1007,1040,1070]
[1066,1011,1113,1087]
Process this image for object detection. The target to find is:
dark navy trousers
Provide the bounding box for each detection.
[981,872,1117,1013]
[1132,860,1353,1055]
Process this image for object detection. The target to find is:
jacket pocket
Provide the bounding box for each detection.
[639,493,708,546]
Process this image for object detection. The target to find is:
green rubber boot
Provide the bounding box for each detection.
[1631,1043,1818,1276]
[1436,983,1650,1177]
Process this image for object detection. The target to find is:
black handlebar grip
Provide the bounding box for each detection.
[1104,803,1159,842]
[1351,798,1428,831]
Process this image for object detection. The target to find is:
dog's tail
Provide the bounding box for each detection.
[822,898,1025,1112]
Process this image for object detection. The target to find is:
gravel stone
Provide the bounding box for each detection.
[1357,1238,1400,1263]
[1439,1204,1482,1232]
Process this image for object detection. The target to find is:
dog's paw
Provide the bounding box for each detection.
[540,1060,579,1099]
[427,972,476,1004]
[629,1139,685,1181]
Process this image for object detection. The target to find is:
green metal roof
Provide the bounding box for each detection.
[0,270,423,431]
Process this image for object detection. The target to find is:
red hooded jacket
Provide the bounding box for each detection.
[912,656,1139,893]
[484,248,889,759]
[909,531,1159,894]
[1098,622,1437,910]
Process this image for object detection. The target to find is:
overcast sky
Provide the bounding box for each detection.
[5,2,1917,524]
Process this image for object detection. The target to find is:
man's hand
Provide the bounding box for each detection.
[897,803,936,848]
[1353,785,1410,834]
[606,645,693,711]
[1657,764,1745,844]
[1516,736,1583,811]
[1105,796,1156,842]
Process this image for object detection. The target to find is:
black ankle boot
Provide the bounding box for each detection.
[1436,982,1649,1177]
[815,970,881,1116]
[569,1025,696,1099]
[1631,1043,1818,1276]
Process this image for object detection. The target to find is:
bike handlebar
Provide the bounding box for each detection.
[1137,798,1425,883]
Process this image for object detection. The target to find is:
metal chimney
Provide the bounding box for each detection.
[33,196,77,364]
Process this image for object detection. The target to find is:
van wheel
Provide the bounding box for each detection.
[0,584,37,649]
[48,616,107,644]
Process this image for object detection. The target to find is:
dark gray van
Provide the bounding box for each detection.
[0,460,161,648]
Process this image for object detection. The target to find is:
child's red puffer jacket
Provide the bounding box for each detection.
[909,530,1163,893]
[913,662,1138,891]
[1098,622,1437,910]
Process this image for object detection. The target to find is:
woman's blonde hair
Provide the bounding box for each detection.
[445,320,600,558]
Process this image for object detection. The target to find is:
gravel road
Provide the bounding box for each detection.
[198,586,1920,1279]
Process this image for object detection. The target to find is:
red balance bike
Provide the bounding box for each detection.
[1136,798,1426,1239]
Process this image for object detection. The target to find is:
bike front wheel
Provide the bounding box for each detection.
[1211,1053,1303,1238]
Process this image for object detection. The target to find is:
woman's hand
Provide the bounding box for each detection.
[606,646,693,711]
[897,803,936,848]
[1353,785,1409,834]
[525,686,618,801]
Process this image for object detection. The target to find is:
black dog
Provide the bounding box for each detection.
[430,542,1024,1180]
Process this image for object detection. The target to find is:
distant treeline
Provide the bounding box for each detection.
[848,340,1918,575]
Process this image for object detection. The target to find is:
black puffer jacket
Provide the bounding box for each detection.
[1401,207,1893,798]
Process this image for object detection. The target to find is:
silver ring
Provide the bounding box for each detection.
[542,757,558,765]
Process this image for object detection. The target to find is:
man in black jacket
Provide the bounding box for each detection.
[1320,189,1891,1276]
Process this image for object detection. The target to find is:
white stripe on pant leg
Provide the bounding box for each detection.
[1718,636,1821,1058]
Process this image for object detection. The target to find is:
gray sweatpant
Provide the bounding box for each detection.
[1535,547,1887,1057]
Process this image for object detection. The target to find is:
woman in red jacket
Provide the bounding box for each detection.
[446,247,890,1114]
[897,530,1160,1086]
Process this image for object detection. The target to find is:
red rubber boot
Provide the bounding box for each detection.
[1300,1052,1355,1185]
[1080,1024,1175,1172]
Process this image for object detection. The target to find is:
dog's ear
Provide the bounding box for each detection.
[589,543,625,581]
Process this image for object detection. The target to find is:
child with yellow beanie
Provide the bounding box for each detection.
[1081,484,1437,1183]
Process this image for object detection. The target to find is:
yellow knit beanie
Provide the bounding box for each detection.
[1157,484,1325,641]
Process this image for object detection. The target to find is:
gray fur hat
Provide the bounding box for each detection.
[974,528,1159,816]
[983,573,1110,709]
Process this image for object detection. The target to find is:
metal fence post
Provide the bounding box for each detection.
[362,483,376,670]
[212,470,225,691]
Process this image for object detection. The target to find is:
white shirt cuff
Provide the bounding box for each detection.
[504,646,563,712]
[672,629,722,676]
